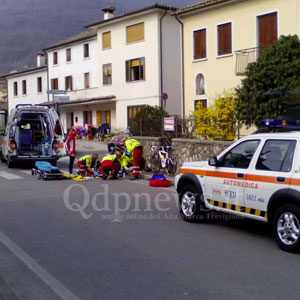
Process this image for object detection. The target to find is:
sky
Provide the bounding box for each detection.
[0,0,199,74]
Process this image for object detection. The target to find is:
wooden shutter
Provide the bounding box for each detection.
[194,29,206,59]
[102,32,111,49]
[96,111,102,127]
[83,111,88,125]
[105,110,111,125]
[126,23,144,43]
[218,23,232,56]
[66,48,71,62]
[51,78,58,90]
[258,12,277,50]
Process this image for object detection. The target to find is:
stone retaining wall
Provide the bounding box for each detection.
[135,136,233,171]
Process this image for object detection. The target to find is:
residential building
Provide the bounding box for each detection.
[175,0,300,122]
[1,4,182,133]
[43,29,101,131]
[2,58,48,113]
[86,4,182,130]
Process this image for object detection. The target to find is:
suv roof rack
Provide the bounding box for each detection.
[15,104,50,109]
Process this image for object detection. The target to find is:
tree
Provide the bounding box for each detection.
[236,35,300,127]
[193,89,237,141]
[129,105,167,136]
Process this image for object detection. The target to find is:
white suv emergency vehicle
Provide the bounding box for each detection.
[175,128,300,252]
[0,104,65,167]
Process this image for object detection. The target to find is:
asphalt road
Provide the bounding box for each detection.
[0,144,300,299]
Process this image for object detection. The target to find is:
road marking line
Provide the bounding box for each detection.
[0,171,22,180]
[19,170,32,175]
[0,231,82,300]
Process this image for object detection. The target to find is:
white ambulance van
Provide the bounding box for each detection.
[0,104,66,167]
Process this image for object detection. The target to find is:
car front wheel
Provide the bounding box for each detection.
[179,185,203,222]
[272,204,300,252]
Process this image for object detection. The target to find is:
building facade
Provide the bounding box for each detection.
[3,65,48,113]
[176,0,300,119]
[86,4,182,130]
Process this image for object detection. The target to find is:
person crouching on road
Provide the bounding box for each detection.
[65,127,78,174]
[100,146,125,180]
[77,153,100,175]
[123,137,143,178]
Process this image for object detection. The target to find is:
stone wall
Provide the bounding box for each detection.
[135,136,233,171]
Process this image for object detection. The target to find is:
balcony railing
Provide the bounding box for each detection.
[235,47,259,76]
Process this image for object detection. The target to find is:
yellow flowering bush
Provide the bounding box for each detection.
[193,89,237,141]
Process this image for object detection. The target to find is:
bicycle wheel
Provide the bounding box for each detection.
[166,154,177,176]
[151,152,161,173]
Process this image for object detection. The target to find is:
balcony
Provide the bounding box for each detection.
[235,47,259,76]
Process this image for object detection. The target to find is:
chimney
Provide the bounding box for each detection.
[102,7,115,20]
[37,52,46,67]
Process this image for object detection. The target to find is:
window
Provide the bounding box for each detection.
[84,72,90,89]
[194,99,207,111]
[221,140,260,169]
[193,29,206,60]
[83,111,92,125]
[256,140,296,172]
[127,105,143,127]
[83,43,89,58]
[66,48,71,62]
[102,32,111,49]
[22,80,27,95]
[126,57,145,82]
[217,22,232,56]
[37,77,42,93]
[13,82,18,96]
[258,12,277,52]
[65,76,73,91]
[51,78,58,90]
[96,110,111,127]
[53,52,58,65]
[126,23,144,44]
[195,73,205,95]
[103,64,112,85]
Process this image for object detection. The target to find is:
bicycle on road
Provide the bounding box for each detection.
[150,144,177,177]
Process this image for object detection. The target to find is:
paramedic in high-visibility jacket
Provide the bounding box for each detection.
[100,145,125,179]
[123,137,143,178]
[77,153,100,175]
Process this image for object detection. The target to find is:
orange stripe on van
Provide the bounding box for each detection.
[245,174,290,185]
[179,168,206,176]
[179,168,298,186]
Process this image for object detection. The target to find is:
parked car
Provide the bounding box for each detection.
[176,129,300,252]
[1,104,66,167]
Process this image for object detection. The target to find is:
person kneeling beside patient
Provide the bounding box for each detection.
[100,146,125,180]
[77,153,100,175]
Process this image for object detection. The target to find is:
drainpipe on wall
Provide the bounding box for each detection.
[175,15,185,117]
[159,9,168,108]
[45,52,50,103]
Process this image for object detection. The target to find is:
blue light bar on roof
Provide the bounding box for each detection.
[262,119,299,127]
[15,104,33,108]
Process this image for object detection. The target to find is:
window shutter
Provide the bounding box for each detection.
[194,29,206,59]
[96,111,102,127]
[105,110,111,125]
[131,59,140,67]
[126,23,144,43]
[103,32,111,49]
[218,23,232,56]
[258,12,277,50]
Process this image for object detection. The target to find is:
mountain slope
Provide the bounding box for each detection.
[0,0,196,75]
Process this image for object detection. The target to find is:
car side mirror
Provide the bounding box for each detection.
[208,157,220,167]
